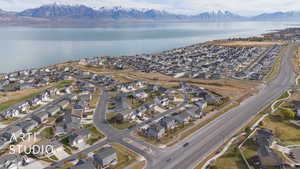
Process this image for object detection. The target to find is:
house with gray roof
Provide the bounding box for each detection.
[94,146,118,168]
[160,116,176,130]
[0,136,9,150]
[3,126,23,141]
[57,99,70,110]
[68,129,91,147]
[257,145,282,167]
[17,120,38,133]
[47,105,61,116]
[255,128,274,147]
[0,154,22,169]
[33,139,63,157]
[145,123,165,139]
[173,112,191,124]
[32,111,49,124]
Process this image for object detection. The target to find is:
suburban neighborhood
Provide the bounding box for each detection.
[0,27,300,169]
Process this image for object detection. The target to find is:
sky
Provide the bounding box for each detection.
[1,0,300,16]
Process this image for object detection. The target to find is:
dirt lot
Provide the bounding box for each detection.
[126,72,262,101]
[290,44,300,73]
[0,86,49,105]
[205,40,286,47]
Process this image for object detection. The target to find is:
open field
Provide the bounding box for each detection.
[0,86,49,108]
[263,46,287,83]
[126,71,261,101]
[290,44,300,73]
[70,63,133,75]
[0,80,74,112]
[206,40,286,47]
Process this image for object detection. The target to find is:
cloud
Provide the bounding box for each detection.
[1,0,300,16]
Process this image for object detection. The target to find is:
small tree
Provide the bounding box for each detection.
[280,109,296,120]
[245,127,251,134]
[112,113,124,124]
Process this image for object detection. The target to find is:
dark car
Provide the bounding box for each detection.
[183,142,189,147]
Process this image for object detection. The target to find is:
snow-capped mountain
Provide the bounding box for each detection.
[0,9,16,16]
[192,10,246,21]
[16,4,182,20]
[252,11,300,21]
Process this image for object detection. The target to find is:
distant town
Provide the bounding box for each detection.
[0,27,300,169]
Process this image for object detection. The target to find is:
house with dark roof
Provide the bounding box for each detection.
[257,145,282,167]
[3,126,23,141]
[145,123,165,139]
[17,120,38,133]
[47,105,61,116]
[57,99,70,110]
[93,146,118,168]
[0,136,9,150]
[173,112,191,124]
[160,116,176,130]
[33,139,63,157]
[255,128,274,147]
[32,111,49,124]
[0,154,22,169]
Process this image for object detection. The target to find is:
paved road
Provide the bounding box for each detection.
[147,43,297,169]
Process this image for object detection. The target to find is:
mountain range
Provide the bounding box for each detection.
[1,4,300,27]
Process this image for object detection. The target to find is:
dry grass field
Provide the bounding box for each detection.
[126,71,262,101]
[0,86,49,105]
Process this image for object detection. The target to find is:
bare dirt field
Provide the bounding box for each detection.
[0,86,49,105]
[126,72,262,101]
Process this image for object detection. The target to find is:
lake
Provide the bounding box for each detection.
[0,21,299,73]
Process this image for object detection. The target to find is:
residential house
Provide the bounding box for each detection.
[3,126,23,141]
[56,111,81,134]
[57,99,70,110]
[0,154,22,169]
[17,120,39,133]
[257,145,282,167]
[68,129,91,147]
[0,136,9,150]
[173,112,191,124]
[194,100,207,111]
[94,147,118,168]
[186,106,203,119]
[255,128,274,147]
[80,94,92,103]
[155,97,169,107]
[145,123,165,139]
[0,108,20,119]
[32,111,49,124]
[33,139,63,157]
[160,116,176,130]
[46,105,61,116]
